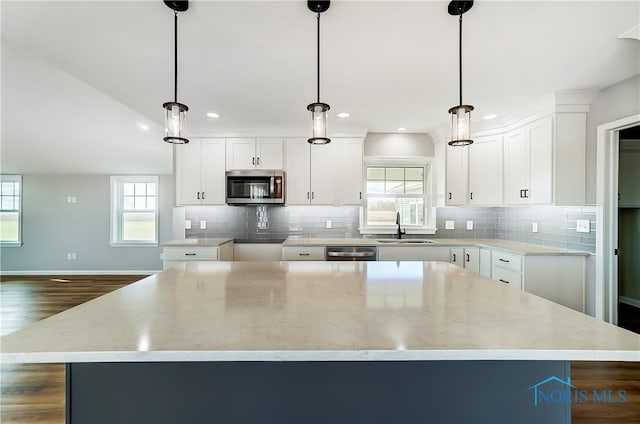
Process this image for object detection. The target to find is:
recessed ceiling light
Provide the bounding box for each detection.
[483,114,497,120]
[136,122,150,131]
[397,127,407,131]
[337,112,350,118]
[206,112,220,118]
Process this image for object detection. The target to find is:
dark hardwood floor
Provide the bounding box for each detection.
[0,275,639,423]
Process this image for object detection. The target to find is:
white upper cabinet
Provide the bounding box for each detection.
[176,139,226,205]
[468,135,503,206]
[285,138,352,205]
[445,135,502,206]
[445,145,468,206]
[504,113,587,206]
[226,138,283,170]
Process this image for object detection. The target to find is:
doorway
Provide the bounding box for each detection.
[595,113,640,325]
[617,126,640,333]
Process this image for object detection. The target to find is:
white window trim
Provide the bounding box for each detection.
[110,176,159,247]
[0,174,23,246]
[359,157,436,235]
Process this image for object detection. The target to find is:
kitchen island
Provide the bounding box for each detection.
[2,261,638,423]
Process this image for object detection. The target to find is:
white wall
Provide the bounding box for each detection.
[364,133,434,157]
[586,74,640,204]
[0,175,175,273]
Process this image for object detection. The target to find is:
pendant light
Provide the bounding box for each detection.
[163,1,189,144]
[306,1,331,145]
[448,1,474,146]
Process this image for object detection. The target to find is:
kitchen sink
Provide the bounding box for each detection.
[375,239,438,244]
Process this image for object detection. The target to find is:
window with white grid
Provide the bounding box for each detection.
[0,175,22,245]
[110,176,158,246]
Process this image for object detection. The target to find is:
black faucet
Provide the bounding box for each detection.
[396,212,406,239]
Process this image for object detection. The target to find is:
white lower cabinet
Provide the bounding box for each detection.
[378,247,450,261]
[450,247,479,273]
[162,243,234,270]
[282,246,325,261]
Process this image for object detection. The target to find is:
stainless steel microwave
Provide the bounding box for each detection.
[226,170,285,205]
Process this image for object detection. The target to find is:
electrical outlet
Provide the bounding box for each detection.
[466,220,473,230]
[200,220,207,229]
[532,222,539,233]
[185,219,192,230]
[576,219,590,233]
[72,253,76,260]
[67,196,72,203]
[445,220,455,230]
[67,253,72,260]
[326,220,332,229]
[72,196,77,203]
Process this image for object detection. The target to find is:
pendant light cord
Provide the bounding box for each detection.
[316,12,321,103]
[174,10,178,103]
[458,13,463,106]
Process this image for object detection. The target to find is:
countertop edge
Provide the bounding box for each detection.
[3,349,638,364]
[161,238,234,247]
[282,239,591,256]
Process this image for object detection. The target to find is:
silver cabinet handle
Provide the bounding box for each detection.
[257,157,261,166]
[466,253,470,262]
[499,279,509,284]
[498,258,509,263]
[359,192,362,200]
[197,192,200,200]
[448,192,452,200]
[307,192,310,200]
[452,253,457,262]
[201,192,205,200]
[470,192,473,200]
[185,253,197,256]
[311,192,315,200]
[252,157,255,166]
[298,253,310,256]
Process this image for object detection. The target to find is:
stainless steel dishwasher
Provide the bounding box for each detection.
[325,246,377,261]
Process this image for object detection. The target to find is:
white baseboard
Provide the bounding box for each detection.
[619,296,640,308]
[0,270,160,276]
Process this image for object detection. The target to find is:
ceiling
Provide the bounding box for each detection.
[1,0,639,174]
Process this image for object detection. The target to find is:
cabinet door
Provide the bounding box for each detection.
[504,128,529,205]
[450,248,464,266]
[340,138,364,205]
[201,139,226,205]
[479,248,491,278]
[464,247,480,273]
[528,117,553,204]
[284,139,311,205]
[256,139,283,169]
[446,146,468,205]
[310,143,335,205]
[176,140,203,205]
[468,136,502,206]
[226,138,256,170]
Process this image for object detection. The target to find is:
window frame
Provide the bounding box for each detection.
[110,176,159,247]
[0,174,23,246]
[359,157,436,235]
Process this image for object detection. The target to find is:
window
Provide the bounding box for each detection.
[111,176,158,246]
[0,175,22,245]
[361,160,435,234]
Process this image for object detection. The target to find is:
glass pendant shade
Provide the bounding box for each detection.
[163,101,189,144]
[448,104,474,146]
[307,102,330,144]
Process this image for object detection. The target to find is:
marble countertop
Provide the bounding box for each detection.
[161,238,234,247]
[2,261,637,363]
[283,238,590,256]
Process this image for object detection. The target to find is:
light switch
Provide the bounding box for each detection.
[326,220,332,229]
[200,220,207,229]
[576,219,590,233]
[445,220,455,230]
[185,220,192,229]
[71,196,77,203]
[466,220,473,230]
[532,222,539,233]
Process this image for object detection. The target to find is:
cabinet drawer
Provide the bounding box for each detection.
[282,246,325,261]
[163,247,219,261]
[491,250,522,272]
[491,267,522,290]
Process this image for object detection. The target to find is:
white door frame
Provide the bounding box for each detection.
[595,113,640,323]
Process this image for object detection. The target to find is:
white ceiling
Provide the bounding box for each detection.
[1,0,639,174]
